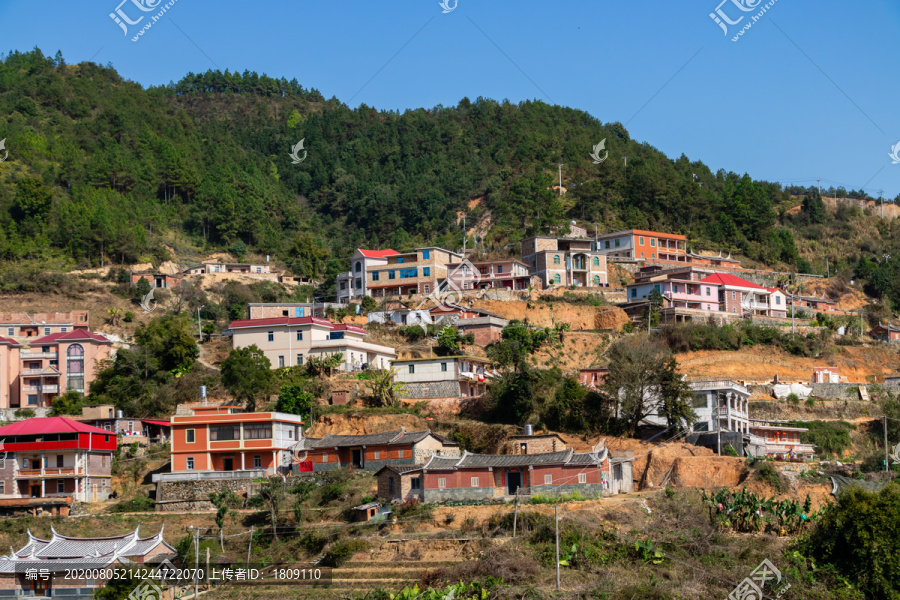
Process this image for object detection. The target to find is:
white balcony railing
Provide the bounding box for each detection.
[21,351,58,359]
[42,385,59,394]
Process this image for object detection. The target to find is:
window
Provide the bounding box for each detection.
[66,344,85,392]
[354,278,361,289]
[329,331,345,340]
[409,365,415,374]
[397,257,404,263]
[639,236,644,245]
[210,425,240,441]
[399,268,418,278]
[278,356,285,368]
[424,284,430,294]
[654,285,660,293]
[254,455,262,468]
[44,327,50,336]
[372,271,379,281]
[578,473,587,484]
[57,481,65,494]
[422,249,430,259]
[355,262,362,273]
[471,477,480,487]
[283,310,289,317]
[776,296,781,305]
[438,477,447,489]
[497,265,503,274]
[27,394,38,406]
[388,270,396,280]
[706,287,711,296]
[411,477,421,490]
[268,331,274,342]
[56,455,63,468]
[322,453,328,463]
[732,291,736,300]
[374,451,380,460]
[6,328,12,336]
[398,449,404,458]
[593,275,601,285]
[388,477,395,493]
[186,429,195,443]
[423,267,430,276]
[296,331,303,341]
[604,240,611,249]
[631,288,637,298]
[297,354,304,366]
[544,475,552,485]
[553,255,560,265]
[650,238,656,247]
[186,457,195,470]
[105,435,110,443]
[441,363,447,372]
[554,274,561,284]
[244,424,272,440]
[593,256,600,266]
[0,481,4,494]
[256,267,262,273]
[295,307,304,317]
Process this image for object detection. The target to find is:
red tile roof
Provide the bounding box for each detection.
[700,273,765,290]
[228,316,337,329]
[358,248,398,258]
[331,324,367,334]
[31,330,111,344]
[0,336,20,346]
[0,417,112,436]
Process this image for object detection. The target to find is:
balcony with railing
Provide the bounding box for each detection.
[20,351,58,360]
[719,406,748,419]
[15,466,80,478]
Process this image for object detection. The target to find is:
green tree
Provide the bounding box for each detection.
[487,321,551,371]
[288,234,329,280]
[133,277,152,301]
[221,345,273,410]
[133,314,198,373]
[258,476,287,541]
[435,326,474,356]
[48,391,85,416]
[602,336,672,435]
[275,385,313,417]
[656,357,697,432]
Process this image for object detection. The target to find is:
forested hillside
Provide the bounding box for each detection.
[2,48,900,301]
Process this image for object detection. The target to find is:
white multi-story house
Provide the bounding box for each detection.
[391,356,492,399]
[336,248,398,304]
[227,316,396,371]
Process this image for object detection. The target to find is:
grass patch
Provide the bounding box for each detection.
[789,420,855,457]
[320,539,368,568]
[753,462,786,493]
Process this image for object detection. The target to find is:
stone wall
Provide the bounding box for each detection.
[155,478,255,511]
[749,383,900,401]
[0,407,50,421]
[405,381,461,399]
[423,486,498,503]
[749,399,883,421]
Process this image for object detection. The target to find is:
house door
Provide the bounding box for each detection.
[507,471,521,495]
[613,464,623,492]
[29,485,40,498]
[351,449,362,468]
[223,457,234,471]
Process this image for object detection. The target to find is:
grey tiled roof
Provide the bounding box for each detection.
[457,449,575,468]
[423,455,462,470]
[378,464,423,474]
[16,526,174,560]
[312,429,456,449]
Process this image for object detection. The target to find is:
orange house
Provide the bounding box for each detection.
[169,406,304,475]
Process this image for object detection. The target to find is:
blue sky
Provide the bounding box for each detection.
[2,0,899,198]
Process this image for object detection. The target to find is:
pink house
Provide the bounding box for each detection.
[700,273,784,317]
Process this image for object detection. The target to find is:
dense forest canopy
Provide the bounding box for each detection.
[1,48,897,296]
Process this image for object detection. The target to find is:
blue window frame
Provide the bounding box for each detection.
[397,257,405,263]
[388,271,396,280]
[399,268,418,279]
[329,331,345,340]
[372,271,379,281]
[423,267,430,276]
[422,249,430,259]
[295,307,304,317]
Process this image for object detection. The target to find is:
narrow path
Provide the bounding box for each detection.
[197,342,220,371]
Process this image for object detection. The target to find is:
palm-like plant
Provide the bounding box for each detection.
[367,368,408,407]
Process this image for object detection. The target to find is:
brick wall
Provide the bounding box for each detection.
[0,456,14,496]
[87,452,112,477]
[377,471,423,502]
[511,437,565,455]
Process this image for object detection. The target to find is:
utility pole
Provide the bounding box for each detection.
[246,526,254,570]
[885,415,889,472]
[817,178,821,196]
[622,156,628,169]
[881,190,885,219]
[462,214,466,256]
[193,527,200,599]
[716,392,722,456]
[558,164,564,196]
[513,493,519,538]
[197,305,204,342]
[554,505,561,591]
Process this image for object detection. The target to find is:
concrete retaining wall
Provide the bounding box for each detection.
[405,381,461,399]
[155,478,259,512]
[749,383,900,401]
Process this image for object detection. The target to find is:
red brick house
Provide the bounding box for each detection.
[301,430,460,472]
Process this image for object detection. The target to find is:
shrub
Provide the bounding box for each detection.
[787,393,801,405]
[790,420,855,457]
[13,408,35,419]
[754,462,786,493]
[800,484,900,599]
[722,444,739,457]
[108,496,155,512]
[123,311,135,323]
[320,539,367,568]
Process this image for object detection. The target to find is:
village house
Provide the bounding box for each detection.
[443,258,541,292]
[0,526,175,598]
[812,366,841,383]
[748,420,815,459]
[337,248,398,304]
[626,266,722,312]
[184,261,271,276]
[375,446,633,503]
[0,311,90,339]
[594,229,688,262]
[0,329,113,410]
[0,417,116,508]
[429,305,509,346]
[299,429,460,472]
[366,247,463,298]
[520,236,608,289]
[368,307,434,326]
[510,429,567,455]
[787,291,838,314]
[701,273,786,317]
[685,380,752,434]
[167,406,304,475]
[578,367,609,390]
[869,323,900,342]
[391,356,493,399]
[227,315,396,371]
[129,270,183,289]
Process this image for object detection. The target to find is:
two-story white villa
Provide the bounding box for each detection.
[336,248,398,304]
[444,259,541,291]
[390,356,492,399]
[227,316,396,372]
